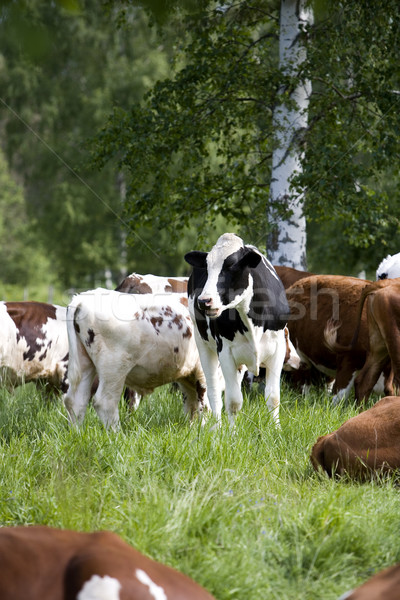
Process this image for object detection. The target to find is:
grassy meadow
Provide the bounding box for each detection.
[0,381,399,599]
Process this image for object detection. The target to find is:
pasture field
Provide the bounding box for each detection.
[0,382,399,599]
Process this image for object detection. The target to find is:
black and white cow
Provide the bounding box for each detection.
[185,233,291,426]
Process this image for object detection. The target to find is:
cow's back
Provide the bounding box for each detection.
[0,526,216,600]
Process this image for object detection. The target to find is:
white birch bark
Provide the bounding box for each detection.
[267,0,313,269]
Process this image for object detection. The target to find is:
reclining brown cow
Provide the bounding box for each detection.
[338,561,400,599]
[310,396,400,478]
[0,525,216,600]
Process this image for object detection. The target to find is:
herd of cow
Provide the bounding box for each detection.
[2,232,400,598]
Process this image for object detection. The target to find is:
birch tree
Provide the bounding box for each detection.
[267,0,313,269]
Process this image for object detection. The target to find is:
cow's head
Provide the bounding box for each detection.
[185,233,262,318]
[376,252,400,280]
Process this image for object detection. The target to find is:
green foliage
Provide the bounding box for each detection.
[0,149,54,285]
[92,0,400,273]
[1,382,400,598]
[298,0,400,252]
[0,0,175,287]
[92,0,282,249]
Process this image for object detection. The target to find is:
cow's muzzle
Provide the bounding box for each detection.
[197,297,220,318]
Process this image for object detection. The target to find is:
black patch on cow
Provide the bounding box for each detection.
[186,245,290,343]
[39,348,48,361]
[73,306,81,334]
[209,309,248,353]
[61,352,69,393]
[85,328,95,347]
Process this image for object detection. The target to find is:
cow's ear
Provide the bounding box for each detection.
[234,248,262,270]
[185,251,208,269]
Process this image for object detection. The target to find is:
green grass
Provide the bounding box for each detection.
[0,382,399,599]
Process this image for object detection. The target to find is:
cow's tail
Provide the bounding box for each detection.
[65,299,84,388]
[324,280,384,354]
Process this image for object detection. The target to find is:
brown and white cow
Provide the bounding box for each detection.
[0,525,216,600]
[64,289,209,428]
[286,275,372,401]
[115,273,188,295]
[0,301,68,392]
[115,273,189,408]
[310,395,400,478]
[326,279,400,403]
[338,561,400,600]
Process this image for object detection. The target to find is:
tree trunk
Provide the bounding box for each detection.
[266,0,313,270]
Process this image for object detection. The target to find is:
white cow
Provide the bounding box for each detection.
[64,289,209,428]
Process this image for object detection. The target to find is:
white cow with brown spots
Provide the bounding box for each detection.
[64,288,208,428]
[0,525,216,600]
[115,273,188,294]
[0,301,69,392]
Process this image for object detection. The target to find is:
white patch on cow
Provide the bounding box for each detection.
[376,252,400,280]
[77,574,121,600]
[135,569,167,600]
[332,372,357,405]
[337,591,354,600]
[372,372,385,395]
[199,233,245,315]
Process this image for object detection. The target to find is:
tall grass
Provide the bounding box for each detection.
[0,382,399,599]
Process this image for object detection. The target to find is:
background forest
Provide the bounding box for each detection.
[1,0,400,301]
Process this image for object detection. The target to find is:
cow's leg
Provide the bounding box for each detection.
[64,345,96,426]
[194,334,223,420]
[354,352,388,403]
[262,331,286,426]
[92,374,126,430]
[219,349,244,427]
[178,375,209,421]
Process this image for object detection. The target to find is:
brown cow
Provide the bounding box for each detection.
[310,395,400,478]
[286,275,372,401]
[338,562,400,599]
[273,265,313,289]
[325,279,399,403]
[0,525,216,600]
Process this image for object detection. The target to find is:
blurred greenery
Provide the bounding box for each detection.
[1,0,400,298]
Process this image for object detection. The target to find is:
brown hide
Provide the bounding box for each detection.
[116,274,188,294]
[0,526,216,600]
[286,275,371,395]
[310,396,400,478]
[273,266,313,289]
[340,562,400,600]
[352,280,400,402]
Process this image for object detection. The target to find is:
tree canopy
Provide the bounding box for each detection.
[1,0,400,291]
[93,0,400,275]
